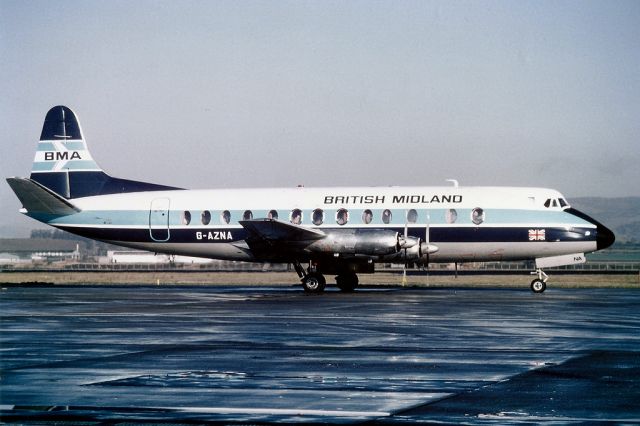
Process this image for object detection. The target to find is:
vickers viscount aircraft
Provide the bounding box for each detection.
[7,106,615,293]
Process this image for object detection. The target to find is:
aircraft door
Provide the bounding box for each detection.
[149,198,170,242]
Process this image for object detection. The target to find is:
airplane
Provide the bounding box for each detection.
[7,106,615,293]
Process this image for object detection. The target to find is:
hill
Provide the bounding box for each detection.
[570,197,640,243]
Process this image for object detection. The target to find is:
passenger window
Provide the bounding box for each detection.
[243,210,253,220]
[312,209,324,225]
[268,209,278,220]
[290,209,302,224]
[336,208,349,225]
[362,209,373,224]
[407,209,418,224]
[182,210,191,225]
[221,210,231,224]
[201,210,211,225]
[446,208,458,224]
[382,209,392,224]
[471,207,485,225]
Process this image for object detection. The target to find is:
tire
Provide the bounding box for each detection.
[336,273,359,292]
[303,273,326,294]
[530,279,546,293]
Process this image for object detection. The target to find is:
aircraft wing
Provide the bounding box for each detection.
[239,218,325,244]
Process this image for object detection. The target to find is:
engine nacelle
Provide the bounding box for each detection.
[382,237,439,262]
[307,229,400,256]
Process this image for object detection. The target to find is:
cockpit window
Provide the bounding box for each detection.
[544,198,569,209]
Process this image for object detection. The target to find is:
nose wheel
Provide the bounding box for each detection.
[530,268,548,293]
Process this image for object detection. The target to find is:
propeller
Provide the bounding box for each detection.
[402,211,408,286]
[400,209,437,286]
[425,209,430,286]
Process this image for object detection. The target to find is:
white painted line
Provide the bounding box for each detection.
[156,406,390,417]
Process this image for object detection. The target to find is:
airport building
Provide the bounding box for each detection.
[0,238,80,264]
[105,250,214,265]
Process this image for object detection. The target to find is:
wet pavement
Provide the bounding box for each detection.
[1,284,639,424]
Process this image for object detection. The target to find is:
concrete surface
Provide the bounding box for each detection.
[1,284,639,424]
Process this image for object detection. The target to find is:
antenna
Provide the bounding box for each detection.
[446,179,459,187]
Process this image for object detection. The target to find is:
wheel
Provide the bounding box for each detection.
[336,272,359,292]
[303,273,326,294]
[530,279,546,293]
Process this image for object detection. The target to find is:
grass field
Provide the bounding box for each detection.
[1,271,638,289]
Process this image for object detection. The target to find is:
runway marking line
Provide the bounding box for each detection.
[159,406,391,417]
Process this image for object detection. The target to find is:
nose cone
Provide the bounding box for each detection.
[565,208,615,251]
[596,223,615,250]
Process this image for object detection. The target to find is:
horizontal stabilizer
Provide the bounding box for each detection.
[6,177,80,215]
[239,219,325,243]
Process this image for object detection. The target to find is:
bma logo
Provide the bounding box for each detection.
[44,151,82,161]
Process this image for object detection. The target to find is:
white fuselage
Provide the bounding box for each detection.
[39,185,598,264]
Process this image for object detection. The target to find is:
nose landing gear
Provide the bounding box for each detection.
[530,268,548,293]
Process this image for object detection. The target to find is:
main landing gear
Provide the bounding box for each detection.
[530,268,548,293]
[293,261,359,294]
[294,261,326,294]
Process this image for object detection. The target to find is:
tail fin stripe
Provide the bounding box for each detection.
[37,141,86,151]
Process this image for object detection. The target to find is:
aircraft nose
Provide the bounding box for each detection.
[596,223,615,250]
[565,207,615,251]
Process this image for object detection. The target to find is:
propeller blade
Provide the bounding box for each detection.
[402,210,408,286]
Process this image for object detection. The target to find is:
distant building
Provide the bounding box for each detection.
[0,239,80,263]
[0,252,22,264]
[106,250,213,265]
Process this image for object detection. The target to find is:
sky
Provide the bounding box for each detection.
[1,0,639,237]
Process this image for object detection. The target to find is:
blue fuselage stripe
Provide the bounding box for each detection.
[54,225,597,245]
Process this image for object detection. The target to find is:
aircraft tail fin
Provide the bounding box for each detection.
[30,106,101,198]
[28,106,181,199]
[6,177,81,216]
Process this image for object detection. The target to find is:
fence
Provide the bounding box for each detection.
[2,260,638,274]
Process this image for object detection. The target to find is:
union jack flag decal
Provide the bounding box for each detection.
[528,229,546,241]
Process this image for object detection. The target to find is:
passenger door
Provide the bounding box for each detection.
[149,198,170,242]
